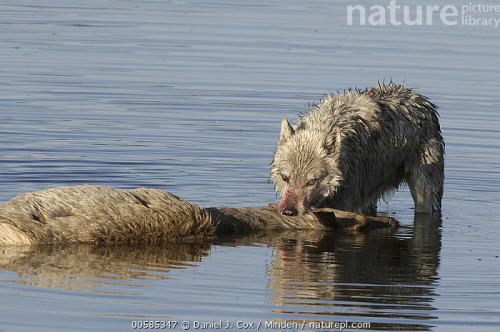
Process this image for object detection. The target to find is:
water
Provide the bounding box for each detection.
[1,1,499,331]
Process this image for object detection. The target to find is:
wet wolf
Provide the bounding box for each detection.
[270,83,444,215]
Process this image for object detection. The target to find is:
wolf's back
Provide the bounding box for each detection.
[301,83,441,138]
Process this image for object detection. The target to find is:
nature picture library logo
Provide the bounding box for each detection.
[347,1,500,27]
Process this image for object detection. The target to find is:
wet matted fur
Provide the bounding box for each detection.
[0,186,214,245]
[271,83,444,215]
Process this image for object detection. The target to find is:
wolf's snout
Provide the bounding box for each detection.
[282,206,298,216]
[278,190,303,216]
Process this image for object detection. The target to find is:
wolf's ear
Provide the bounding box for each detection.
[279,115,294,141]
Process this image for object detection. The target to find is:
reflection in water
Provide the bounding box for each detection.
[0,243,211,294]
[0,215,441,331]
[267,214,442,331]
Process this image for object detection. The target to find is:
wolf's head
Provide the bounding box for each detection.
[270,115,343,215]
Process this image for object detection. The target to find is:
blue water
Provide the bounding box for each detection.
[1,1,500,331]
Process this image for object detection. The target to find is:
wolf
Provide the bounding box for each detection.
[270,83,444,215]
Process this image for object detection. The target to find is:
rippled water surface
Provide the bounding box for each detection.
[1,1,500,331]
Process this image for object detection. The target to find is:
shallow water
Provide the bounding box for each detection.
[1,1,500,331]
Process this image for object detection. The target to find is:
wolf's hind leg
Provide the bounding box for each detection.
[408,173,434,213]
[407,158,444,214]
[407,135,444,213]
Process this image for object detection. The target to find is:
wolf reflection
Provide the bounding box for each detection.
[267,213,442,329]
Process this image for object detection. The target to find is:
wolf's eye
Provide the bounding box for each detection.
[307,179,316,186]
[282,175,289,183]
